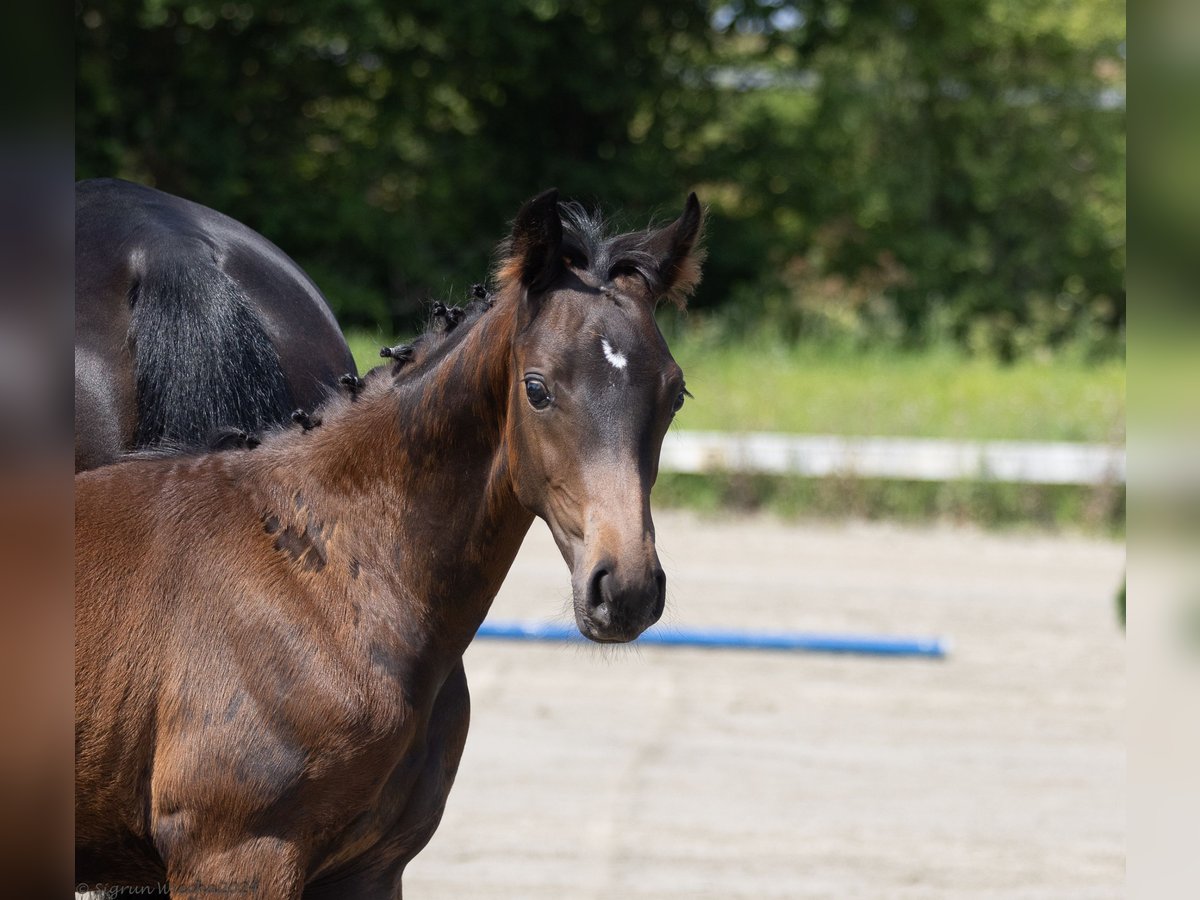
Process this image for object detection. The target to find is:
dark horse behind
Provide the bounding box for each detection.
[76,189,703,898]
[75,178,356,471]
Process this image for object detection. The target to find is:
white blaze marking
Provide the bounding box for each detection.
[601,338,628,371]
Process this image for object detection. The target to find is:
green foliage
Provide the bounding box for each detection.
[700,0,1125,356]
[76,1,1125,354]
[77,0,714,328]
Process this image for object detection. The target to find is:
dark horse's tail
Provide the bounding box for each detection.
[130,254,292,449]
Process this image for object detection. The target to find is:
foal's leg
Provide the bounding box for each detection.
[166,837,305,900]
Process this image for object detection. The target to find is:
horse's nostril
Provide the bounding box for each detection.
[588,567,610,611]
[653,569,666,619]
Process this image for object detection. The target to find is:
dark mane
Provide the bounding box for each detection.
[556,202,609,263]
[373,286,496,383]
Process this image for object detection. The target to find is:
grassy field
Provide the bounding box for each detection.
[348,328,1125,444]
[673,344,1124,444]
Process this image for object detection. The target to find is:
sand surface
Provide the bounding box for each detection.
[404,511,1125,899]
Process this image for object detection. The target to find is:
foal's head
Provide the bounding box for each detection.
[497,190,704,642]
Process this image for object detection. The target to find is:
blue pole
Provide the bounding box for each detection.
[474,619,949,659]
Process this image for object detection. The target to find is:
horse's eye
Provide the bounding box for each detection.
[672,390,686,414]
[525,378,552,410]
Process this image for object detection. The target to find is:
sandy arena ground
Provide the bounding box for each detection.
[404,511,1125,899]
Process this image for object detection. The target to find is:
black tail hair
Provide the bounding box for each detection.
[129,255,292,449]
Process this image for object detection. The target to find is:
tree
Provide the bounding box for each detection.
[77,0,1125,354]
[77,0,714,328]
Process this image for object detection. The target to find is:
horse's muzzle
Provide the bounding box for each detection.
[577,561,666,642]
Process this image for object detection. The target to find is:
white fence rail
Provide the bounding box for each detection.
[660,431,1125,486]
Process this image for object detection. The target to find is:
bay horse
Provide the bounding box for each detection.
[75,190,704,897]
[75,177,356,472]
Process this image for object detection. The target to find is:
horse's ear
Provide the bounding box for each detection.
[497,188,563,298]
[644,192,705,308]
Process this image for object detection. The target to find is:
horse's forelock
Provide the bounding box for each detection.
[559,203,700,308]
[493,199,701,308]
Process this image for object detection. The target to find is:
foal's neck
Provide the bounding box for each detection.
[261,294,533,652]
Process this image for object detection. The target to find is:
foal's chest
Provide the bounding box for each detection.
[309,661,472,880]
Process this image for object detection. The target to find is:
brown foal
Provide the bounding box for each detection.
[75,190,703,898]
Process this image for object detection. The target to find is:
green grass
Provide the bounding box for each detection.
[667,337,1125,444]
[347,328,1125,444]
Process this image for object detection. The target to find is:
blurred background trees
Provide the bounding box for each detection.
[76,0,1124,358]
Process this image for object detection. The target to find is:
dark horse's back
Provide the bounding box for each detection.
[75,178,356,471]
